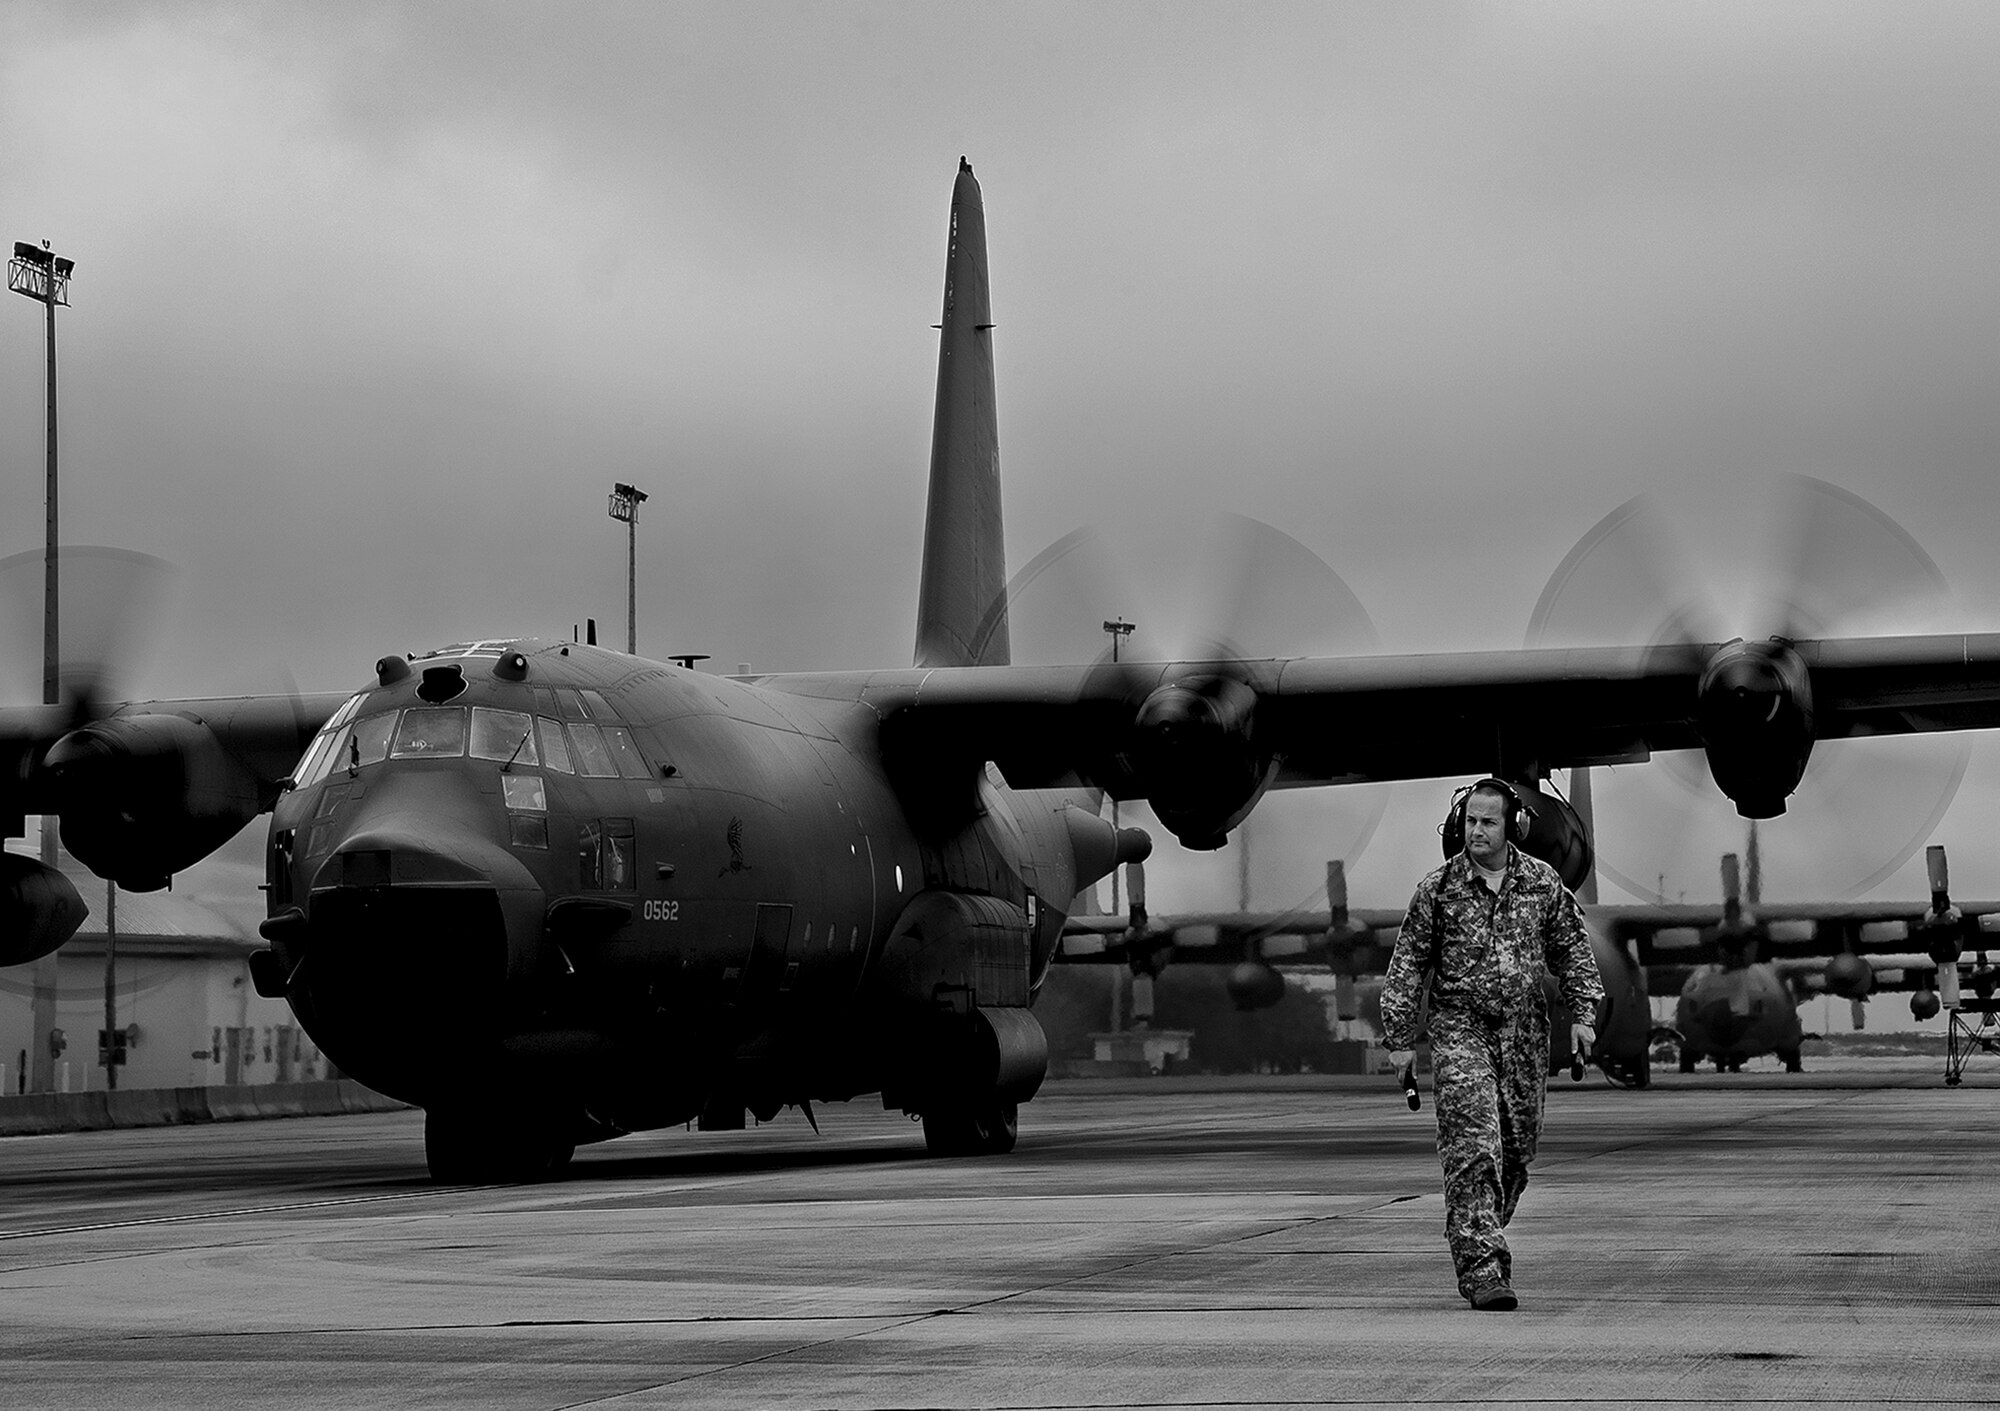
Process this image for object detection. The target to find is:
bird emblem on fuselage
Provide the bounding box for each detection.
[719,816,752,877]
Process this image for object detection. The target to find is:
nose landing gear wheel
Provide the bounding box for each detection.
[922,1099,1019,1156]
[425,1106,575,1183]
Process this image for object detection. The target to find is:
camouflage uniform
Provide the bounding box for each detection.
[1380,846,1602,1298]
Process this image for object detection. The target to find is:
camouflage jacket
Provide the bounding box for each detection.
[1378,846,1603,1049]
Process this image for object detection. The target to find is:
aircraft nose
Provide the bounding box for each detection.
[282,785,548,1104]
[1695,997,1750,1048]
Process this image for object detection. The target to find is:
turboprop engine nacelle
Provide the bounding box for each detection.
[0,853,89,965]
[1824,952,1876,1000]
[1132,673,1275,851]
[42,713,267,891]
[1696,639,1815,820]
[1226,960,1286,1011]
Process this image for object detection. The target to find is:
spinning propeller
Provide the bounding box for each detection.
[0,546,176,721]
[1000,509,1388,908]
[3,546,320,897]
[1525,475,1968,902]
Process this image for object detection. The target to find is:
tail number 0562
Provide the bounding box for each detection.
[642,899,681,923]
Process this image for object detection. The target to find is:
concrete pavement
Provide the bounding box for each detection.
[0,1065,1994,1408]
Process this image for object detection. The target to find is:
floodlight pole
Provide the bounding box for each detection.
[1103,618,1135,914]
[11,240,73,1095]
[607,482,648,655]
[8,241,71,711]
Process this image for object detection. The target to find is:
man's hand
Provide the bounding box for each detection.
[1388,1049,1420,1111]
[1570,1023,1595,1062]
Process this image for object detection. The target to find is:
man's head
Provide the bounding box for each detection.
[1461,784,1514,869]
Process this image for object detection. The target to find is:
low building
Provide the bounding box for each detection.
[0,844,325,1095]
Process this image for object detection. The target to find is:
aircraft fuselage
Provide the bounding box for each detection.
[1674,961,1805,1071]
[262,639,1121,1144]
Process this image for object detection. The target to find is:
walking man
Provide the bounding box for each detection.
[1380,778,1603,1311]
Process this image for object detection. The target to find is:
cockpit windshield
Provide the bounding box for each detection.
[471,708,538,766]
[288,696,651,790]
[392,708,468,758]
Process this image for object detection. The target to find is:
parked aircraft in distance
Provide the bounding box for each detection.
[12,161,2000,1179]
[1630,843,2000,1072]
[1068,841,1998,1088]
[1062,853,1653,1086]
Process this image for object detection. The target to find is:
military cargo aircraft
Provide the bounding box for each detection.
[12,160,2000,1179]
[1612,842,2000,1073]
[1064,830,1996,1089]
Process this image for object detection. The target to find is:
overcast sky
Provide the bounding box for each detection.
[8,2,2000,919]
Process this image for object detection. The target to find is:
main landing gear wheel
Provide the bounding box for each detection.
[922,1099,1019,1157]
[424,1107,576,1184]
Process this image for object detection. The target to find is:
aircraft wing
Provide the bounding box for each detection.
[1595,898,2000,966]
[825,632,2000,845]
[1,692,348,889]
[1058,906,1409,971]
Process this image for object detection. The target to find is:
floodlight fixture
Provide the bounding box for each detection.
[1102,616,1136,663]
[8,239,73,307]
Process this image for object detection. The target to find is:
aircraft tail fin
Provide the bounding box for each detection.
[913,159,1010,668]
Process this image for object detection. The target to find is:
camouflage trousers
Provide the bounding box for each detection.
[1428,1003,1551,1296]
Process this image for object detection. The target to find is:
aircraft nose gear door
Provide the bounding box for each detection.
[739,903,794,1004]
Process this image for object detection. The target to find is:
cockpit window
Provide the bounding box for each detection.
[292,727,342,790]
[553,689,590,722]
[568,722,618,777]
[351,712,396,768]
[537,717,573,774]
[291,708,397,789]
[471,708,539,766]
[391,708,467,758]
[580,689,616,721]
[602,725,653,780]
[326,693,366,732]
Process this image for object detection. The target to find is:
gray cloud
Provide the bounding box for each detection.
[5,2,1999,907]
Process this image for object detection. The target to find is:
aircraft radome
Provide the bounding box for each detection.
[12,160,2000,1180]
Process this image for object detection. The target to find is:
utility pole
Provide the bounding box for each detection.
[103,881,118,1089]
[10,240,75,1094]
[607,482,648,655]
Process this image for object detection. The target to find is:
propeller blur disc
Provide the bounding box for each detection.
[0,546,176,707]
[1003,510,1389,912]
[1527,476,1968,901]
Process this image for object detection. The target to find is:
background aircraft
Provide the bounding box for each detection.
[1065,832,2000,1087]
[1063,846,1656,1086]
[1619,840,2000,1072]
[12,164,2000,1180]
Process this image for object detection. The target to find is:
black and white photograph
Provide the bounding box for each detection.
[4,4,1999,1407]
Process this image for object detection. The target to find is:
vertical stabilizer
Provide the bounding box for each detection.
[914,159,1009,668]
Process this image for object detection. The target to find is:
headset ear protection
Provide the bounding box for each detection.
[1441,777,1536,855]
